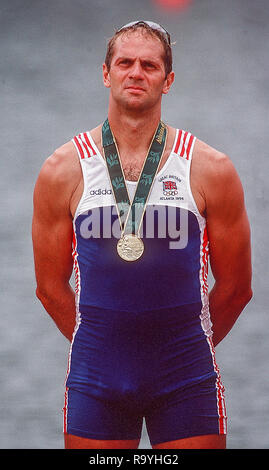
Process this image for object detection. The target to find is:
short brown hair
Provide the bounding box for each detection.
[104,23,173,78]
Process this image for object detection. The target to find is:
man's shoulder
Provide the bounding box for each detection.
[43,140,79,177]
[192,137,243,211]
[40,140,79,184]
[194,137,228,164]
[193,137,235,181]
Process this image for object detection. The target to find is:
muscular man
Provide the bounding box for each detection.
[32,21,252,449]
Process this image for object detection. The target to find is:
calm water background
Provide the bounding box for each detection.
[0,0,268,449]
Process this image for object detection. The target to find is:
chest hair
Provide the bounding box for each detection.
[122,161,142,182]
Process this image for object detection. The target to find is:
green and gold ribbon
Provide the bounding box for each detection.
[102,118,167,238]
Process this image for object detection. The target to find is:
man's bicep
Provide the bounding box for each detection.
[32,162,74,292]
[32,213,73,287]
[208,208,252,286]
[205,157,252,287]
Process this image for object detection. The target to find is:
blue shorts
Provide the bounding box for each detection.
[64,303,227,445]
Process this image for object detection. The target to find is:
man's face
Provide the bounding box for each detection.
[103,30,174,113]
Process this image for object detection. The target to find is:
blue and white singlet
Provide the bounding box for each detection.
[63,128,227,443]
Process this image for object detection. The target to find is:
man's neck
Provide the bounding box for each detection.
[107,108,162,157]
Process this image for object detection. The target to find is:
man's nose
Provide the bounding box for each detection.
[129,61,144,79]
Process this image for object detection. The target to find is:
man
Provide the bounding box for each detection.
[32,21,252,449]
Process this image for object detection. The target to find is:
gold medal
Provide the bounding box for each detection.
[117,234,144,262]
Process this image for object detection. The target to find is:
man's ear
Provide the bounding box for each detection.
[103,63,111,88]
[162,71,175,95]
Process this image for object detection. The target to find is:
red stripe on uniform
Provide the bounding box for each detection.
[208,336,227,435]
[73,135,85,159]
[83,132,97,156]
[186,134,194,160]
[79,134,91,158]
[72,229,80,297]
[63,228,80,435]
[63,387,68,434]
[180,131,189,157]
[201,227,209,296]
[174,130,183,154]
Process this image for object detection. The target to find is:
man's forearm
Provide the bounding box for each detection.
[36,284,76,342]
[209,282,252,347]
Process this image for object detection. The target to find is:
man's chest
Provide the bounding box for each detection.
[121,148,172,182]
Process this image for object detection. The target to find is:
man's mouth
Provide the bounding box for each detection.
[125,86,145,93]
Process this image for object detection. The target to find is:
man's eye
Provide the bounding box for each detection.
[144,62,155,69]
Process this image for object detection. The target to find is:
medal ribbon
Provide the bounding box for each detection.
[102,119,167,236]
